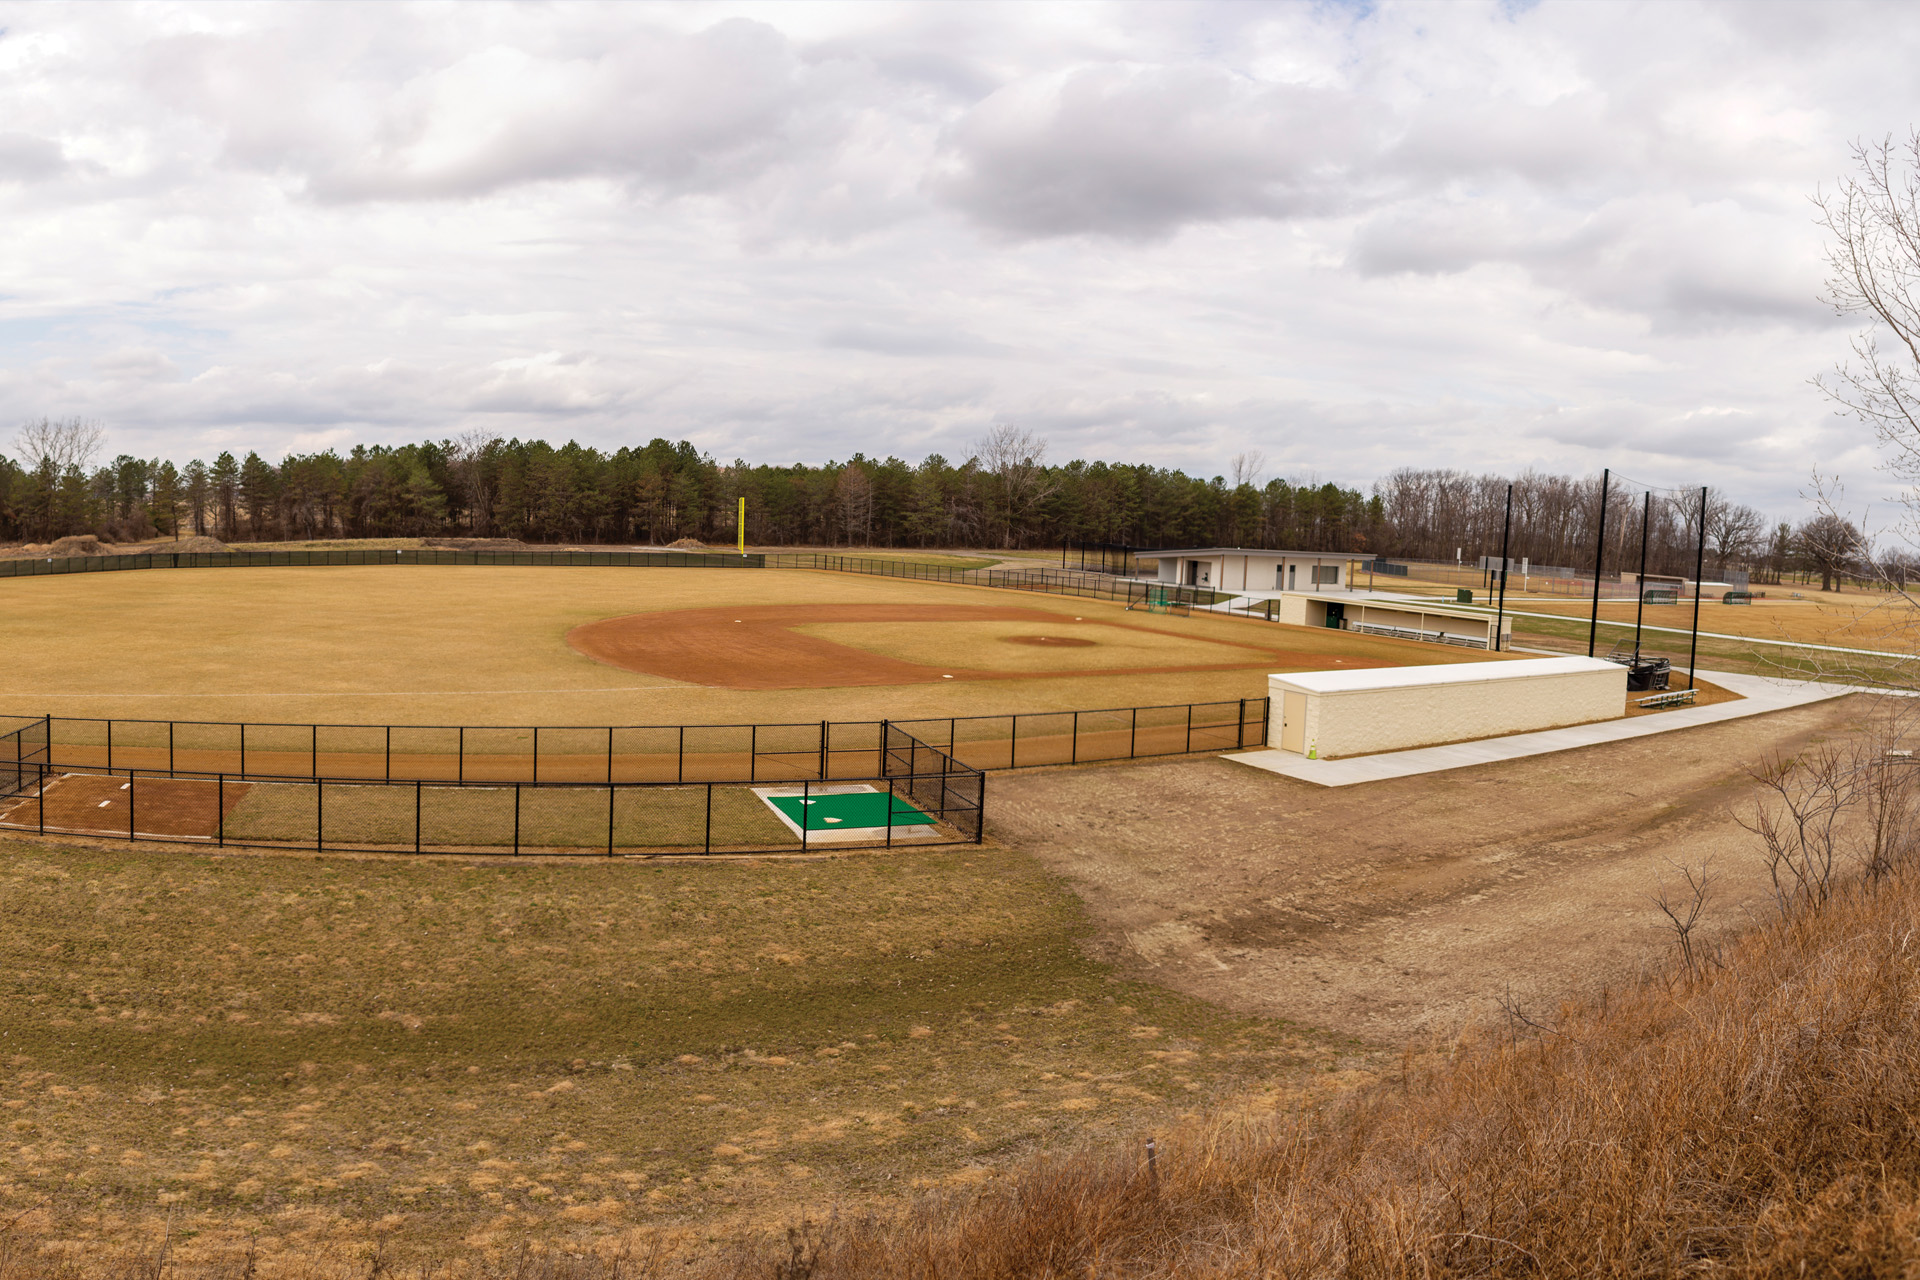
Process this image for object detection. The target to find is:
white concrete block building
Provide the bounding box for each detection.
[1267,657,1625,758]
[1136,548,1347,592]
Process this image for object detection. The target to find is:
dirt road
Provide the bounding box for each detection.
[988,695,1873,1043]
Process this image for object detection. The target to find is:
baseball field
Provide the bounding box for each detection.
[0,563,1486,728]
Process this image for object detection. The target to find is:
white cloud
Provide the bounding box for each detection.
[0,0,1917,515]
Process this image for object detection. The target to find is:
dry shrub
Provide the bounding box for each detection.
[737,866,1920,1278]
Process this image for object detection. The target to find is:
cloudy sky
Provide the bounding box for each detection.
[2,1,1918,516]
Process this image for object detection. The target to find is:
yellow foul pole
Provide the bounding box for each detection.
[738,496,746,555]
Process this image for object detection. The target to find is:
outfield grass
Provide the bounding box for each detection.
[0,565,1472,728]
[0,835,1353,1267]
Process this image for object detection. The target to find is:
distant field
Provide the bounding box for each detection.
[0,564,1484,727]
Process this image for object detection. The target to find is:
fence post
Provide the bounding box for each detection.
[38,764,46,835]
[885,778,895,849]
[106,720,113,772]
[386,725,392,782]
[128,771,135,842]
[607,784,615,858]
[678,726,685,784]
[1185,703,1193,754]
[415,780,422,855]
[217,774,223,846]
[1130,707,1138,758]
[458,726,464,783]
[607,726,614,785]
[819,721,828,781]
[315,777,324,853]
[240,723,246,778]
[1010,715,1018,769]
[1071,711,1079,765]
[168,721,175,776]
[704,782,712,854]
[311,724,317,779]
[513,783,520,856]
[1238,698,1247,749]
[750,724,757,784]
[976,771,986,843]
[801,778,809,853]
[533,726,540,784]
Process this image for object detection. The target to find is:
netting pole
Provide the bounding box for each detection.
[513,784,520,856]
[1588,468,1610,657]
[1688,486,1707,690]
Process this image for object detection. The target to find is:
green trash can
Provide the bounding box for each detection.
[1457,588,1473,603]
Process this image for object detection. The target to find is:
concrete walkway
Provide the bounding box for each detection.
[1220,670,1871,788]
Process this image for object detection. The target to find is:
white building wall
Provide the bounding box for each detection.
[1267,658,1624,758]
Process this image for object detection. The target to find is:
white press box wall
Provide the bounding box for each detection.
[1267,656,1626,759]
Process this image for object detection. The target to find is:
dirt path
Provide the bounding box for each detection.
[987,695,1873,1043]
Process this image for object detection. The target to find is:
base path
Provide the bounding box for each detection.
[1223,669,1861,786]
[567,603,1385,690]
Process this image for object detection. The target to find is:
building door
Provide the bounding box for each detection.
[1280,692,1307,753]
[1185,560,1198,586]
[1287,564,1296,590]
[1324,602,1345,629]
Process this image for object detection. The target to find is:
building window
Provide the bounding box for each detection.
[1312,565,1339,585]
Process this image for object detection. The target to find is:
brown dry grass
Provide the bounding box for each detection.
[705,869,1920,1277]
[0,833,1348,1276]
[10,851,1916,1278]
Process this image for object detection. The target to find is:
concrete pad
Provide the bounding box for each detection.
[1221,670,1867,787]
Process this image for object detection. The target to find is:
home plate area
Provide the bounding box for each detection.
[751,784,936,843]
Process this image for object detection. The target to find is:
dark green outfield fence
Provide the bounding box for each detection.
[0,544,1216,609]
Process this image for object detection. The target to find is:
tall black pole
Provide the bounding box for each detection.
[1633,490,1650,663]
[1495,483,1512,651]
[1588,468,1610,657]
[1688,486,1707,690]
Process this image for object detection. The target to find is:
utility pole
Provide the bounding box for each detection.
[1587,469,1610,658]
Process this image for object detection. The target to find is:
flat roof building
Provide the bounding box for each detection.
[1135,548,1348,592]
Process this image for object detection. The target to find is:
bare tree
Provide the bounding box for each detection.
[1798,512,1865,591]
[1230,450,1266,489]
[446,429,500,535]
[14,416,104,472]
[972,424,1055,548]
